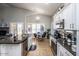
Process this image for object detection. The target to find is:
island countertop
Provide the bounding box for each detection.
[0,36,28,44]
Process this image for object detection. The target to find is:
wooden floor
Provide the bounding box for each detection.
[27,38,53,56]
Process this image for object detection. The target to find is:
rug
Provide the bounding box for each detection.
[29,45,37,51]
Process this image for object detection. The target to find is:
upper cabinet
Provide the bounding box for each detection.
[62,4,76,30]
[52,3,78,31]
[53,4,76,30]
[76,4,79,30]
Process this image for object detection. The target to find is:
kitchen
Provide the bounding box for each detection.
[0,3,79,56]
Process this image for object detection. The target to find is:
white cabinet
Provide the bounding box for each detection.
[6,44,22,56]
[53,4,76,30]
[76,4,79,30]
[0,44,8,56]
[0,44,22,56]
[76,4,79,56]
[62,4,76,30]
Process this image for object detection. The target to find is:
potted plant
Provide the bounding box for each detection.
[47,29,51,39]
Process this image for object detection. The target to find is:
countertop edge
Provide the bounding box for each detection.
[0,37,28,44]
[57,39,76,56]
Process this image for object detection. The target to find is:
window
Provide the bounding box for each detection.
[32,24,36,33]
[17,23,23,35]
[10,23,17,34]
[37,24,41,32]
[27,24,32,33]
[27,23,45,33]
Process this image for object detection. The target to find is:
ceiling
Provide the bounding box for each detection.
[0,3,62,16]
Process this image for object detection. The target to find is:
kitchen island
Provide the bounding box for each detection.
[0,35,28,56]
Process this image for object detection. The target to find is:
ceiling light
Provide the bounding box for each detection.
[36,16,40,20]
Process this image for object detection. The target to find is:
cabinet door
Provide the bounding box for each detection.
[63,4,75,30]
[76,4,79,56]
[72,4,76,30]
[0,44,8,56]
[7,44,22,56]
[76,4,79,30]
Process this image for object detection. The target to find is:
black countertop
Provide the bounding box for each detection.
[57,39,76,56]
[50,34,76,56]
[0,37,28,44]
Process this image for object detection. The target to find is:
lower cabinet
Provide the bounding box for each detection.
[7,44,22,56]
[0,44,22,56]
[0,44,8,56]
[57,42,73,56]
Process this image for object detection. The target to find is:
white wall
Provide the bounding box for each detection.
[2,7,30,23]
[26,14,51,30]
[50,15,54,35]
[0,7,51,31]
[1,7,35,32]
